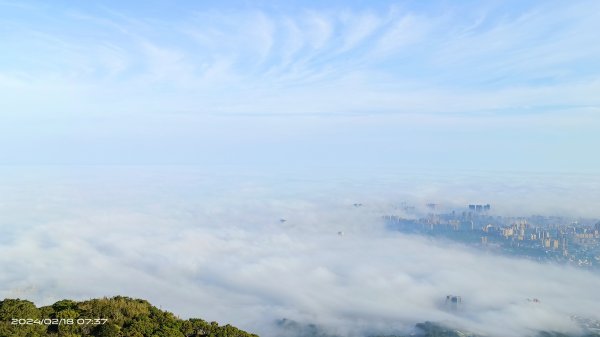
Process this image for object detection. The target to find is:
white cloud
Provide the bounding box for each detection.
[304,11,334,51]
[2,2,600,124]
[373,13,429,57]
[338,12,381,53]
[1,167,600,337]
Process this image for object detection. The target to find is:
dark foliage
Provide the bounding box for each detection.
[0,296,259,337]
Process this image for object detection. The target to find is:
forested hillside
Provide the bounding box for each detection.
[0,296,258,337]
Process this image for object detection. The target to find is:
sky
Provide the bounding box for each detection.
[0,0,599,171]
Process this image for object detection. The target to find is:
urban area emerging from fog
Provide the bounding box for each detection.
[2,168,600,337]
[1,0,600,337]
[386,202,600,270]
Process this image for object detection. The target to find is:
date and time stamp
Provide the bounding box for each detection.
[10,318,108,325]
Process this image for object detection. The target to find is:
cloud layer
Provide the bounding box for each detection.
[1,167,600,337]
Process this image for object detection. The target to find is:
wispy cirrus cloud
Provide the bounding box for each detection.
[0,1,599,168]
[2,1,598,116]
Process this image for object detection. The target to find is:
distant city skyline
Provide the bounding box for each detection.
[1,0,599,171]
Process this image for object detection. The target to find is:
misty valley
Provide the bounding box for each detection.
[2,167,600,337]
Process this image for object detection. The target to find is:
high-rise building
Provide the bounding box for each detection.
[468,204,491,212]
[445,295,462,311]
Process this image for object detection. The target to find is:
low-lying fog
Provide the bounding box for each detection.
[1,166,599,337]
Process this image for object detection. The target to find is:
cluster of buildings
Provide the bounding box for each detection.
[384,203,600,269]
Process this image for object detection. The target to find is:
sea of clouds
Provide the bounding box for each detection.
[1,166,599,337]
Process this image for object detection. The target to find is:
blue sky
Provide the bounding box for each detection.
[1,0,599,171]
